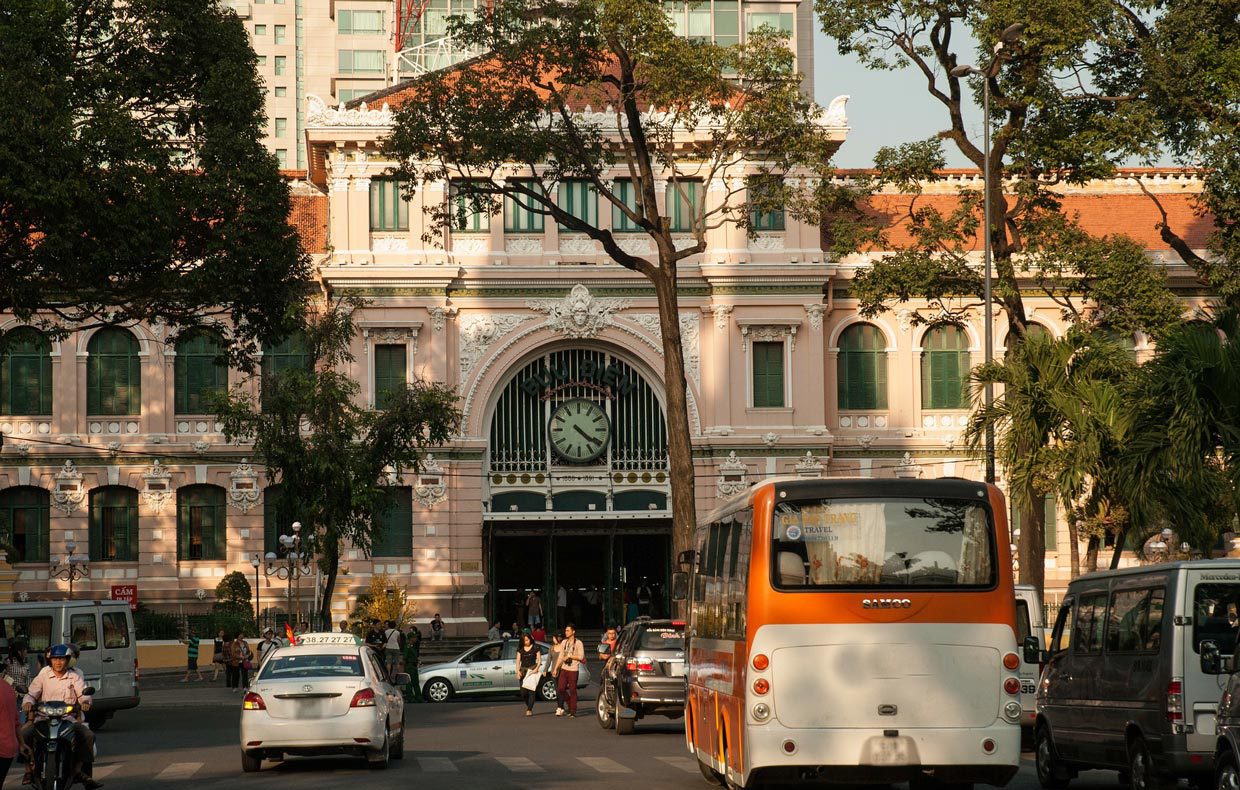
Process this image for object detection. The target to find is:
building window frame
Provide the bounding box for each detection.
[503,180,545,233]
[177,485,227,561]
[836,323,888,410]
[0,486,50,564]
[371,487,413,557]
[920,324,972,410]
[369,179,409,232]
[86,328,141,416]
[450,181,491,233]
[174,328,228,415]
[89,486,139,563]
[1,326,53,417]
[666,179,702,233]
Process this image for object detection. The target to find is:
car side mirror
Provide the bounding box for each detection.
[82,686,96,696]
[671,571,689,602]
[1022,635,1045,666]
[394,673,411,687]
[1201,640,1223,674]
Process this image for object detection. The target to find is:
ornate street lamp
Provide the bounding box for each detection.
[250,554,262,625]
[49,540,90,600]
[261,522,313,627]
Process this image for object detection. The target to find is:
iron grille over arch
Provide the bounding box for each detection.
[488,348,668,474]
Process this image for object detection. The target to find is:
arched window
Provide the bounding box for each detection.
[0,486,50,563]
[89,486,139,562]
[1,328,52,416]
[87,328,141,416]
[174,329,227,414]
[177,485,227,561]
[371,487,413,557]
[837,323,887,410]
[1098,328,1138,360]
[921,325,971,410]
[261,332,312,411]
[263,484,301,554]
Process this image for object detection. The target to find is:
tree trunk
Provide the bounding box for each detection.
[1084,536,1099,577]
[318,540,340,628]
[1109,527,1128,569]
[651,267,697,565]
[1017,487,1045,597]
[1067,514,1081,580]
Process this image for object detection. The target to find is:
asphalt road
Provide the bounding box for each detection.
[8,679,1134,790]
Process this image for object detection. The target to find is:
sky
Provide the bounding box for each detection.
[811,27,980,169]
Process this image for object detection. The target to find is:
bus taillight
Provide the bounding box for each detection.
[1003,677,1020,695]
[1002,653,1020,670]
[753,678,770,695]
[752,653,769,671]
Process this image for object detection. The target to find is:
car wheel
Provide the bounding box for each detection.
[616,704,636,735]
[367,730,390,770]
[597,685,616,729]
[390,718,405,760]
[1035,725,1071,790]
[423,678,453,703]
[241,751,262,773]
[1217,751,1239,790]
[1128,737,1170,790]
[539,677,559,702]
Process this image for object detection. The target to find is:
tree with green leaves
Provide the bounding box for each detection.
[210,298,462,624]
[382,0,844,557]
[215,571,252,610]
[0,0,309,354]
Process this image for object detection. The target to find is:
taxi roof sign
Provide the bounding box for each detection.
[293,633,363,647]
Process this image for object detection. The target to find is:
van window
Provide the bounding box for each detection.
[1015,599,1032,642]
[1193,583,1240,654]
[70,614,98,651]
[0,617,53,652]
[102,613,130,649]
[1106,588,1165,653]
[1050,598,1073,654]
[1073,594,1107,654]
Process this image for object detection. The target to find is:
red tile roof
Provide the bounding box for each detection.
[289,191,328,254]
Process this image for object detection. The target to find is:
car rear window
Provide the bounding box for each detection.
[637,628,684,650]
[258,653,364,679]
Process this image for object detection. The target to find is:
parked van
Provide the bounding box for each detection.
[1027,560,1240,790]
[0,600,139,728]
[1015,583,1046,734]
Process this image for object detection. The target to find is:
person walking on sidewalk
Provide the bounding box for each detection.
[515,633,542,717]
[382,620,405,677]
[548,634,565,716]
[526,590,543,627]
[226,634,253,691]
[180,632,204,682]
[210,629,226,682]
[556,624,584,718]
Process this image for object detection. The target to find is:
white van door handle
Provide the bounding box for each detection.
[102,657,115,663]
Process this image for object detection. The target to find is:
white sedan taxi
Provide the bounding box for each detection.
[239,632,407,772]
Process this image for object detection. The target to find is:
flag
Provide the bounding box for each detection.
[285,623,297,645]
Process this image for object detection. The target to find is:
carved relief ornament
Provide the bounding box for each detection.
[526,284,631,340]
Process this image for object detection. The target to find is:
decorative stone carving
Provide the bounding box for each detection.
[192,440,210,455]
[305,94,393,128]
[897,308,914,333]
[106,441,121,458]
[229,461,261,513]
[527,284,631,340]
[452,236,488,255]
[763,432,780,447]
[616,237,654,256]
[413,454,448,508]
[709,305,732,331]
[52,461,85,515]
[140,460,174,514]
[459,314,533,376]
[857,434,875,450]
[627,314,662,338]
[822,94,850,127]
[428,306,456,333]
[372,236,409,253]
[622,313,700,389]
[741,324,798,352]
[805,304,827,331]
[795,451,825,478]
[749,233,785,251]
[672,235,699,252]
[716,452,749,500]
[504,237,543,256]
[559,235,596,256]
[943,434,959,451]
[368,327,412,344]
[894,452,921,479]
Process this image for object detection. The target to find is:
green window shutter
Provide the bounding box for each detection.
[504,181,544,233]
[451,181,489,232]
[613,180,641,232]
[747,177,785,231]
[373,487,413,556]
[752,341,784,408]
[370,180,408,231]
[374,344,407,410]
[922,326,968,409]
[875,345,888,409]
[88,329,140,416]
[557,180,597,228]
[666,181,699,232]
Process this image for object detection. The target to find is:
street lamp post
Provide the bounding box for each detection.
[49,540,90,600]
[951,22,1026,485]
[261,522,313,628]
[250,555,262,625]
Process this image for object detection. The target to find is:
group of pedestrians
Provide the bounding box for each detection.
[358,619,423,703]
[514,623,586,718]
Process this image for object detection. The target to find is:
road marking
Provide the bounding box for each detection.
[657,756,698,773]
[503,756,544,772]
[418,757,459,772]
[92,765,122,779]
[578,756,633,773]
[154,762,203,780]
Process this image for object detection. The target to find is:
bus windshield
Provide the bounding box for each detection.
[772,497,995,589]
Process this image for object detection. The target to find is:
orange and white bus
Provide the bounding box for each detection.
[678,477,1021,790]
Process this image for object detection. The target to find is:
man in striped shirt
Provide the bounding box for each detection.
[181,632,204,682]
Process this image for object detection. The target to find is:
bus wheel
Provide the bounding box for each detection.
[697,757,723,786]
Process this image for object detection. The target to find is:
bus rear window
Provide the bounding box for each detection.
[772,497,996,589]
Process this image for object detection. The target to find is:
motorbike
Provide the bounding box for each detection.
[28,686,95,790]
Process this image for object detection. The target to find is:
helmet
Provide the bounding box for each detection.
[48,644,72,659]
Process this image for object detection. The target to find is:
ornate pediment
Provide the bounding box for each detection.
[527,284,631,340]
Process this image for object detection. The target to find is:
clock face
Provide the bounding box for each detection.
[549,399,610,463]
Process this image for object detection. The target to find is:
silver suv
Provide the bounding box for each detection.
[595,618,685,735]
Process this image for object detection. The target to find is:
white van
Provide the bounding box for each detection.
[0,600,139,728]
[1015,583,1046,735]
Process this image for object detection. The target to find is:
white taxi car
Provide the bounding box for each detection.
[239,632,407,772]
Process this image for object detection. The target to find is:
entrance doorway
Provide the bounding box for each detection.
[486,523,671,632]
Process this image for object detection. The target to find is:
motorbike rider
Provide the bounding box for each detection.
[20,644,101,789]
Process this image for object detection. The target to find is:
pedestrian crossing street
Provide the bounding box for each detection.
[4,754,701,781]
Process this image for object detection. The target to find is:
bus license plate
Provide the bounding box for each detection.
[865,737,911,766]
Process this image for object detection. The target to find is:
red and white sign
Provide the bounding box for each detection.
[110,585,138,612]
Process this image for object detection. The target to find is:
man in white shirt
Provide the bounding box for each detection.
[383,620,404,676]
[257,628,281,665]
[21,644,101,788]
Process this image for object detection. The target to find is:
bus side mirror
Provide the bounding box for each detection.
[671,572,689,602]
[1022,636,1045,666]
[677,550,697,571]
[1202,640,1223,674]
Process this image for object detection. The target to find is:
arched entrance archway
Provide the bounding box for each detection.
[484,346,671,630]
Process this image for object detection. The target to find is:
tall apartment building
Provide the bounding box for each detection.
[226,0,817,170]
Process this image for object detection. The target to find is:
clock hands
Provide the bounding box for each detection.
[572,424,601,447]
